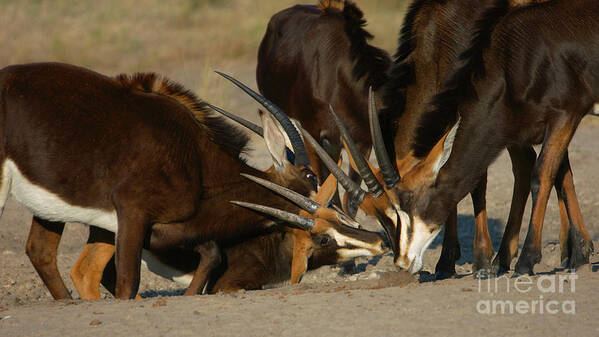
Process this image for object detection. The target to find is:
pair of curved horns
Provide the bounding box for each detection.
[328,104,383,198]
[302,88,399,214]
[207,103,264,137]
[231,201,315,231]
[214,71,311,168]
[231,173,322,231]
[301,127,365,207]
[368,87,400,189]
[241,174,320,214]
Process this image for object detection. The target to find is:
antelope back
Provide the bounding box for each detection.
[256,0,390,180]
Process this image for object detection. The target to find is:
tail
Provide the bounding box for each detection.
[317,0,345,12]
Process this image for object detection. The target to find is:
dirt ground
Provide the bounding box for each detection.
[1,118,599,336]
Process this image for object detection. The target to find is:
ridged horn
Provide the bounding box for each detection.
[207,103,263,136]
[301,128,365,205]
[215,71,310,167]
[240,173,320,214]
[368,87,400,188]
[328,105,383,197]
[230,201,314,231]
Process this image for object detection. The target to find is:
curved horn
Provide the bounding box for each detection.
[328,105,383,197]
[368,87,400,188]
[215,71,310,167]
[207,103,264,136]
[301,128,365,206]
[240,173,320,214]
[230,201,314,231]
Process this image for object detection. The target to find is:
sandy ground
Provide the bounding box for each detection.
[1,120,599,336]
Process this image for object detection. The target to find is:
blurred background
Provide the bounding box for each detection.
[0,0,408,116]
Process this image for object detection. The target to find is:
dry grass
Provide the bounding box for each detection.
[0,0,407,115]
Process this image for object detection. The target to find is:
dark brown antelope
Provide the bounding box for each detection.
[339,0,597,275]
[2,62,325,299]
[69,105,389,298]
[256,0,390,188]
[373,0,584,278]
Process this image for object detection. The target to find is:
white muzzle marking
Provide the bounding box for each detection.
[406,216,441,274]
[395,214,441,274]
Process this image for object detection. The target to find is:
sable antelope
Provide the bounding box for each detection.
[9,63,385,300]
[256,0,390,185]
[3,62,323,299]
[69,107,388,298]
[373,0,580,278]
[344,0,597,275]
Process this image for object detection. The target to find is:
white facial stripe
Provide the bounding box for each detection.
[326,228,379,251]
[337,248,374,260]
[398,210,410,260]
[385,207,399,228]
[407,216,441,274]
[4,160,118,232]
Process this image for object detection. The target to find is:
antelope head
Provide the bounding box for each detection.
[314,88,460,274]
[211,72,318,196]
[232,167,389,283]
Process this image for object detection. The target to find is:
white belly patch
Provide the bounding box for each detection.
[141,250,193,286]
[3,159,118,233]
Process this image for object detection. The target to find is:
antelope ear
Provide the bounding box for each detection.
[420,117,461,181]
[313,158,342,205]
[260,110,287,169]
[341,139,359,174]
[396,151,421,177]
[290,230,312,284]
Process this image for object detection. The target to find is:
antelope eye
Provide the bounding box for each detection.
[320,237,331,246]
[304,170,318,189]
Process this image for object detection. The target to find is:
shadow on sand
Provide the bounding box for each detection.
[429,215,505,266]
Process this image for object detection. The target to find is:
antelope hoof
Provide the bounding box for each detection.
[491,256,510,277]
[472,253,494,279]
[434,270,456,280]
[567,237,594,270]
[514,250,541,276]
[473,269,492,280]
[491,247,514,276]
[434,244,460,280]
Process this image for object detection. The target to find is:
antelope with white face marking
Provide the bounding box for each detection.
[386,0,598,275]
[325,0,598,275]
